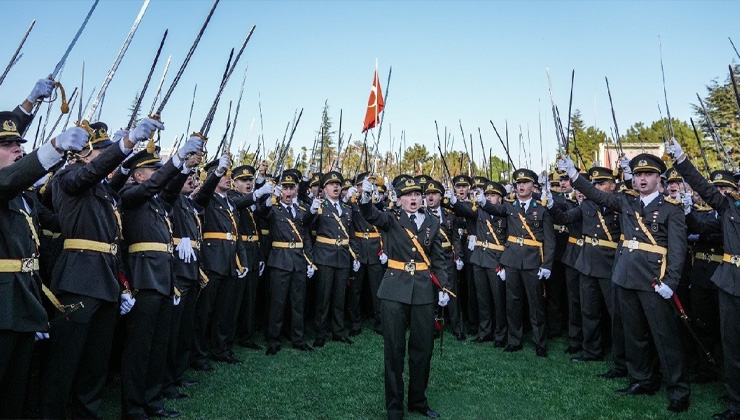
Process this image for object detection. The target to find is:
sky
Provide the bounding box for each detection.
[2,0,739,173]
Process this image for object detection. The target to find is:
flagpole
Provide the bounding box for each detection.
[375,58,379,175]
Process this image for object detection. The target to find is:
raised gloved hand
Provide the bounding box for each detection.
[544,189,554,209]
[666,137,685,161]
[619,156,631,173]
[129,117,164,144]
[35,331,50,341]
[215,154,231,177]
[112,129,129,144]
[273,184,282,199]
[682,193,693,215]
[173,295,181,306]
[177,135,204,160]
[54,126,89,152]
[379,252,388,264]
[362,178,373,194]
[445,189,457,205]
[254,182,273,199]
[27,77,55,103]
[120,291,136,315]
[345,187,357,203]
[438,291,450,307]
[352,260,361,272]
[557,156,578,179]
[455,258,464,270]
[259,261,265,276]
[307,265,315,279]
[538,267,552,280]
[475,189,486,205]
[176,237,197,263]
[237,267,248,278]
[467,235,476,251]
[654,282,674,299]
[497,268,506,281]
[310,198,322,214]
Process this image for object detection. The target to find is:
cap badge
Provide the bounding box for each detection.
[3,120,17,133]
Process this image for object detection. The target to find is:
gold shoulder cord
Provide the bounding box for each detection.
[595,210,614,242]
[225,208,245,272]
[634,211,667,280]
[329,212,358,260]
[484,219,503,246]
[19,209,66,313]
[517,213,543,262]
[284,216,317,270]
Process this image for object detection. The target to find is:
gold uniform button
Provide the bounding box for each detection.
[412,247,417,252]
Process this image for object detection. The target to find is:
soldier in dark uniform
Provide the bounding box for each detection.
[42,118,162,419]
[359,176,450,420]
[426,180,465,341]
[0,111,86,419]
[257,171,316,355]
[546,172,575,340]
[451,174,478,335]
[559,154,690,413]
[347,172,385,336]
[190,154,246,370]
[546,167,626,369]
[669,139,740,419]
[119,136,202,419]
[447,181,508,346]
[230,165,273,350]
[309,171,359,346]
[472,169,556,357]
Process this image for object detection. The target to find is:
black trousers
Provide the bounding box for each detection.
[444,266,464,335]
[381,299,435,418]
[267,268,307,347]
[505,267,547,348]
[348,262,384,332]
[617,285,690,400]
[463,262,478,331]
[0,330,34,419]
[580,274,612,359]
[215,275,239,358]
[236,269,260,345]
[690,285,720,380]
[473,264,506,341]
[315,265,350,340]
[718,288,740,410]
[120,290,172,419]
[546,260,566,337]
[564,265,582,347]
[42,293,117,420]
[162,277,199,397]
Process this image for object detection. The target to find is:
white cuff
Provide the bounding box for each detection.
[171,153,184,169]
[118,140,133,155]
[360,192,372,204]
[120,167,130,176]
[18,105,32,116]
[36,142,64,170]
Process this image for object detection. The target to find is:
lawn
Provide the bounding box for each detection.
[102,323,726,419]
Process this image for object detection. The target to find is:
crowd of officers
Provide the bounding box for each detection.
[1,78,740,420]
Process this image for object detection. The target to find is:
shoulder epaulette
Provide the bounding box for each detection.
[623,189,639,197]
[536,199,545,206]
[504,197,515,203]
[297,204,306,211]
[664,196,681,206]
[693,203,712,212]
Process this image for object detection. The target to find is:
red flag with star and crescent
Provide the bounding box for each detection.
[362,69,384,133]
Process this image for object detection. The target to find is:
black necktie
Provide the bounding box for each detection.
[410,213,417,228]
[640,200,645,210]
[521,202,526,212]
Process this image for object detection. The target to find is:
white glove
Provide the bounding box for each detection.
[666,137,684,160]
[173,295,181,306]
[237,267,248,278]
[345,187,357,203]
[538,267,552,280]
[544,189,554,209]
[310,198,322,214]
[619,156,631,174]
[475,189,486,205]
[497,268,506,281]
[129,117,164,144]
[438,291,450,307]
[215,154,231,177]
[259,261,265,276]
[654,282,674,299]
[352,260,360,272]
[505,184,513,194]
[688,234,700,243]
[467,235,476,251]
[307,265,315,278]
[455,258,464,270]
[379,252,388,264]
[27,77,55,103]
[177,135,204,160]
[557,156,578,179]
[309,164,318,174]
[120,292,136,315]
[112,129,129,144]
[254,182,273,199]
[445,189,457,205]
[35,331,50,341]
[176,237,197,263]
[682,193,693,215]
[273,185,282,198]
[54,126,89,152]
[361,179,373,193]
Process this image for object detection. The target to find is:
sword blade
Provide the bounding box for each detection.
[128,29,168,129]
[53,0,100,78]
[0,19,35,87]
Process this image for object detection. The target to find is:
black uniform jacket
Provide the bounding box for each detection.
[201,189,243,277]
[572,175,686,291]
[427,206,463,265]
[0,151,50,331]
[120,160,183,295]
[686,206,723,289]
[360,202,450,305]
[676,158,740,296]
[349,200,384,265]
[256,200,315,272]
[311,199,359,268]
[229,190,261,272]
[480,198,556,271]
[52,143,129,302]
[452,200,505,269]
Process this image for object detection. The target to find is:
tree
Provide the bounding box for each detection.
[127,91,141,128]
[692,64,739,169]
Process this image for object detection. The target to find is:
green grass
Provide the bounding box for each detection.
[102,323,726,419]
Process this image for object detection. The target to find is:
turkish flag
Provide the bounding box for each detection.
[362,69,384,132]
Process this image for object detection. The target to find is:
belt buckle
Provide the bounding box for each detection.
[110,243,118,255]
[225,232,234,241]
[516,237,524,246]
[289,241,296,249]
[590,237,599,247]
[577,239,584,247]
[167,243,174,254]
[404,261,416,275]
[363,232,370,240]
[335,238,343,246]
[21,258,34,273]
[482,241,489,249]
[556,225,564,233]
[194,241,201,250]
[731,255,740,267]
[627,240,639,252]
